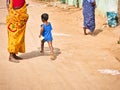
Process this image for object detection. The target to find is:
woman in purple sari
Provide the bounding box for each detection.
[82,0,96,35]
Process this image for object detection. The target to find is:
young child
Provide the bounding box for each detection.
[39,13,55,60]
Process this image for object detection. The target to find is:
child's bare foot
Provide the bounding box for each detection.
[50,52,55,60]
[40,51,44,55]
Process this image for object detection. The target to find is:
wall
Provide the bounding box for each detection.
[118,0,120,23]
[62,0,118,16]
[96,0,118,15]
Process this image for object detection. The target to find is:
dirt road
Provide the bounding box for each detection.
[0,0,120,90]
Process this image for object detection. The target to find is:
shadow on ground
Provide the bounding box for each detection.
[110,44,120,62]
[20,47,61,60]
[88,29,103,36]
[93,29,103,36]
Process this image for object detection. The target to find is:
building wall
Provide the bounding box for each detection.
[62,0,118,15]
[96,0,118,15]
[118,0,120,23]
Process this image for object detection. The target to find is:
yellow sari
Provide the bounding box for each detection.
[6,0,29,54]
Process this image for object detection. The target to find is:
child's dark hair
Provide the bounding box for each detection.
[41,13,49,21]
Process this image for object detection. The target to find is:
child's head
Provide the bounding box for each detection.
[41,13,49,22]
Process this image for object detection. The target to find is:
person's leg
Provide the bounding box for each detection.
[40,40,44,53]
[13,54,23,60]
[9,53,20,63]
[83,27,87,35]
[47,41,55,60]
[48,41,54,53]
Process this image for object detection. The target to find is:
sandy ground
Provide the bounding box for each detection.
[0,0,120,90]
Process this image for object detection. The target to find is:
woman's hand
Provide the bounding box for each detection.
[26,3,29,7]
[92,2,96,8]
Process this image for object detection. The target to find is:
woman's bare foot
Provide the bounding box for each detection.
[84,32,88,35]
[83,27,87,35]
[9,54,20,63]
[13,54,23,60]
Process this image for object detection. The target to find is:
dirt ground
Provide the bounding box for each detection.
[0,0,120,90]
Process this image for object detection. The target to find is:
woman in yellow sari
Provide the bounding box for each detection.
[6,0,29,63]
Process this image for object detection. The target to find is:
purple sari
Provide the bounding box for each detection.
[82,0,95,32]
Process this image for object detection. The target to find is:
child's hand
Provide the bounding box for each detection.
[39,35,41,38]
[39,35,44,41]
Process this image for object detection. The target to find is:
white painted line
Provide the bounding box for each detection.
[98,69,120,75]
[53,32,70,37]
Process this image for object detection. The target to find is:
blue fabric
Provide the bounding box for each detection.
[41,22,53,42]
[87,0,94,3]
[107,12,118,27]
[82,0,95,32]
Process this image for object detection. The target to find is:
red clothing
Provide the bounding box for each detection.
[13,0,25,8]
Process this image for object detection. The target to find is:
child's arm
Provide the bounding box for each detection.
[39,25,44,38]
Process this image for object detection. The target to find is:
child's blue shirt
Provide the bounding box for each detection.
[41,22,53,42]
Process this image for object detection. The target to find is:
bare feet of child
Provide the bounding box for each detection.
[50,52,55,60]
[40,50,44,55]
